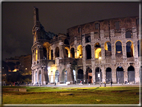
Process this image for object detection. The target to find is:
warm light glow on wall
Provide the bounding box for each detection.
[35,49,38,61]
[105,42,108,50]
[34,34,36,42]
[95,48,101,58]
[65,47,70,57]
[77,45,83,58]
[43,42,51,60]
[48,64,57,75]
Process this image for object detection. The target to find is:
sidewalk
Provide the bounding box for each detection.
[29,83,140,87]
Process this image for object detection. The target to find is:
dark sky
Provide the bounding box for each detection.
[2,2,139,60]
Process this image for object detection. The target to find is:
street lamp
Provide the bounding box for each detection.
[99,56,101,87]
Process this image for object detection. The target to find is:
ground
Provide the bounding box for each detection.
[2,84,141,105]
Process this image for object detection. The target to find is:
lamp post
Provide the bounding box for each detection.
[99,57,101,87]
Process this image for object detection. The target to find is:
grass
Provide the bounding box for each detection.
[2,86,140,104]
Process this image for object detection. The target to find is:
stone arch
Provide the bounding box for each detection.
[86,67,92,83]
[55,47,59,57]
[43,42,51,60]
[115,40,122,55]
[95,67,102,83]
[106,67,112,83]
[61,69,67,83]
[126,40,134,57]
[94,42,101,59]
[86,45,91,59]
[77,69,83,82]
[77,45,83,58]
[116,66,124,83]
[127,66,135,83]
[104,41,111,56]
[71,48,75,58]
[65,47,70,58]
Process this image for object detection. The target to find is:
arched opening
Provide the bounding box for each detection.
[61,69,67,83]
[94,43,101,59]
[65,47,70,58]
[85,36,91,43]
[105,42,111,56]
[71,48,75,58]
[126,41,134,57]
[43,42,51,60]
[86,45,91,59]
[126,31,132,38]
[55,70,59,83]
[95,67,102,83]
[39,71,41,84]
[64,39,69,45]
[55,47,59,57]
[116,67,124,83]
[77,69,83,83]
[77,45,83,58]
[106,67,112,83]
[115,41,122,55]
[47,61,57,83]
[86,67,92,83]
[43,47,47,59]
[128,66,135,83]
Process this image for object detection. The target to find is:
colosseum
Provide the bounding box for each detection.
[31,7,141,85]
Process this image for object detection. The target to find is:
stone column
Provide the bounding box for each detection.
[135,64,140,83]
[122,42,127,59]
[32,71,34,84]
[111,43,116,63]
[133,41,138,58]
[111,66,116,83]
[101,66,105,83]
[91,60,95,83]
[100,30,104,40]
[42,68,46,85]
[82,45,86,82]
[34,71,36,84]
[91,44,95,60]
[123,67,128,82]
[101,43,105,63]
[121,28,125,39]
[67,64,73,83]
[59,41,65,58]
[53,45,55,60]
[37,70,39,84]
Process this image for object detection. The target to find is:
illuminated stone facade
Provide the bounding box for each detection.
[31,7,141,85]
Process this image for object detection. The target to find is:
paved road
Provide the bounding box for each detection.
[27,83,140,87]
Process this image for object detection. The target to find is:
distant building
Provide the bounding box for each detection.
[31,7,141,85]
[4,54,32,75]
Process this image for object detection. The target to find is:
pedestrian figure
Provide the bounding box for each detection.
[111,80,113,87]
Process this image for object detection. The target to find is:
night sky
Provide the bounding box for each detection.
[2,2,139,60]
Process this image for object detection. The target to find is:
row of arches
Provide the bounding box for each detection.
[77,66,135,84]
[39,40,139,61]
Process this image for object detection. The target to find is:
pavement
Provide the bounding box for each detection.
[26,83,140,87]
